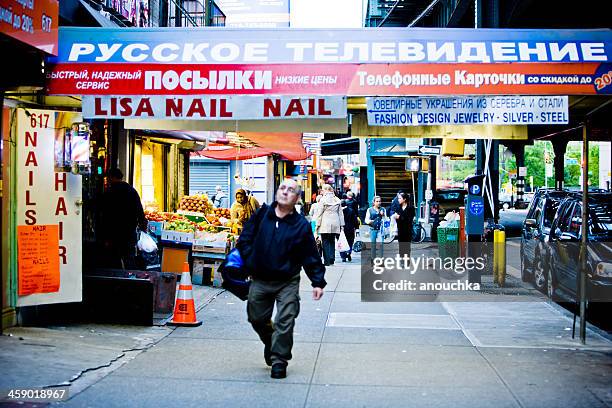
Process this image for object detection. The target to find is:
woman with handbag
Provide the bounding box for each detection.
[392,192,416,258]
[365,196,386,260]
[315,185,344,266]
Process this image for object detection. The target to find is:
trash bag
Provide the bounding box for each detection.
[336,231,350,252]
[137,231,157,253]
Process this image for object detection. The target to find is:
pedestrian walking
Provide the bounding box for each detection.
[315,184,344,266]
[309,195,323,257]
[392,192,415,258]
[345,191,359,216]
[236,179,326,379]
[340,199,359,262]
[309,195,322,219]
[99,168,147,269]
[365,196,386,260]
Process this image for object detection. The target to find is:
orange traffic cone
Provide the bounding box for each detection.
[168,262,202,327]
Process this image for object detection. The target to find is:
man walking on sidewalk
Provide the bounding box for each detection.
[237,179,326,379]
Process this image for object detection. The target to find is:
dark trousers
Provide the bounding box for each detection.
[247,276,300,365]
[320,233,336,265]
[398,225,412,259]
[106,239,137,270]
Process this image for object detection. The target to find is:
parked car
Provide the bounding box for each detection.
[434,188,467,217]
[498,192,513,210]
[520,188,570,292]
[543,192,612,302]
[516,192,535,209]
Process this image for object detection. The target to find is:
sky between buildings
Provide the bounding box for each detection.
[290,0,365,28]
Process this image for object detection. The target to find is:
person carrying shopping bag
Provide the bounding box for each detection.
[365,196,386,261]
[340,199,359,262]
[315,184,344,266]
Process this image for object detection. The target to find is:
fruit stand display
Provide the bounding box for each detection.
[144,210,175,236]
[144,194,240,286]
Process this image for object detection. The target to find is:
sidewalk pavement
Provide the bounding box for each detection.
[2,244,612,408]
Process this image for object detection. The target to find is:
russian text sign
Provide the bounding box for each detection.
[366,96,569,126]
[82,95,347,120]
[50,27,611,64]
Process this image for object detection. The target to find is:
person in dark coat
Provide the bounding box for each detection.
[100,168,147,269]
[236,179,326,380]
[392,192,416,258]
[346,191,359,216]
[340,200,359,262]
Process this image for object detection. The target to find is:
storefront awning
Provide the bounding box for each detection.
[196,133,308,161]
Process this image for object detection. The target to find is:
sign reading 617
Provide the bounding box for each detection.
[42,14,53,33]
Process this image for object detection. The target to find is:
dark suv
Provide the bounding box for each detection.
[543,192,612,302]
[520,188,570,292]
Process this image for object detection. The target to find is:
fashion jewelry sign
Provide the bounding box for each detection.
[366,96,569,126]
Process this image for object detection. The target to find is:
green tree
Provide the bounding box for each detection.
[564,142,599,187]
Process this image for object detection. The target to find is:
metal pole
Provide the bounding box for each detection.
[579,121,589,344]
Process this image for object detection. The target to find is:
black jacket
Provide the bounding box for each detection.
[100,181,146,244]
[236,202,326,288]
[342,205,359,232]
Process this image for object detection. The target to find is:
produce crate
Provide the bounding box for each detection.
[160,230,194,243]
[437,227,459,244]
[192,239,227,254]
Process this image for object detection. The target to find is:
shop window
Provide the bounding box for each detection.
[141,153,154,203]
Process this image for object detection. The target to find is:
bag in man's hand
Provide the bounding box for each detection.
[219,248,250,301]
[137,231,157,253]
[219,204,268,301]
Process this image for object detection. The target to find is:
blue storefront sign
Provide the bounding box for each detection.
[49,28,612,64]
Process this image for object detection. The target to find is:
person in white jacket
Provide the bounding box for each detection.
[315,185,344,266]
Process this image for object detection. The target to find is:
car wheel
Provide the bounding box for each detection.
[533,256,547,293]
